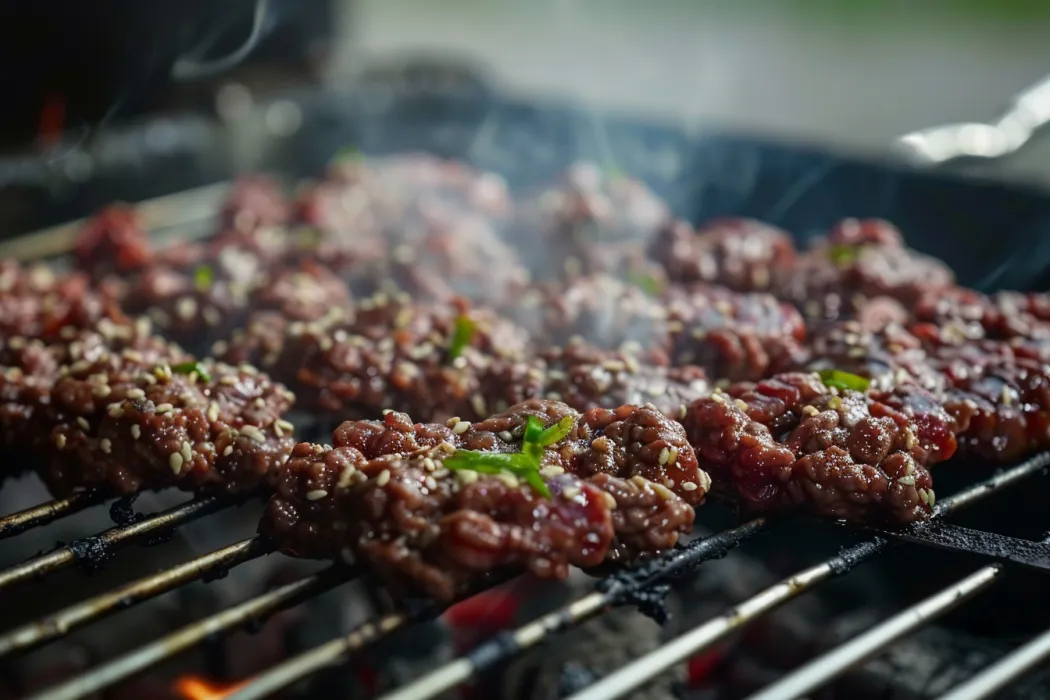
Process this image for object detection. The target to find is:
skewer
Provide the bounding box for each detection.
[562,451,1050,700]
[378,518,769,700]
[29,566,354,700]
[744,566,1002,699]
[225,574,517,700]
[0,536,271,658]
[0,490,109,540]
[939,626,1050,700]
[0,182,230,261]
[0,496,232,592]
[224,612,413,700]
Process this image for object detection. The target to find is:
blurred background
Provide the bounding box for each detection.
[5,0,1050,232]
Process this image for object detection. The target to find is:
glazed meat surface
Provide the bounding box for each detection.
[261,399,703,599]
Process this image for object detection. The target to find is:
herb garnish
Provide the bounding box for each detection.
[193,265,214,291]
[331,146,365,164]
[626,271,664,297]
[171,361,212,383]
[447,315,477,361]
[443,415,575,499]
[818,368,871,393]
[827,244,864,267]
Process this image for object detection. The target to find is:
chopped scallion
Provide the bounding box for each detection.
[818,368,871,393]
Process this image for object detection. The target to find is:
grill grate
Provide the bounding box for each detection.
[5,188,1050,700]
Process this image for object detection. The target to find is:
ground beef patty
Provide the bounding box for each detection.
[512,163,670,282]
[219,293,533,423]
[649,217,797,292]
[775,218,954,322]
[665,284,807,382]
[681,372,957,523]
[261,399,700,600]
[37,353,296,497]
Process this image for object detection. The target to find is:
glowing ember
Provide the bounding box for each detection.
[173,675,246,700]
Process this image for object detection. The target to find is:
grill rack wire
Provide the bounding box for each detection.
[3,189,1050,700]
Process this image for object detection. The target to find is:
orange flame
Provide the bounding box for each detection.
[173,675,247,700]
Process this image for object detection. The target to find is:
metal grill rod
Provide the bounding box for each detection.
[0,490,109,540]
[379,518,769,700]
[745,567,1002,699]
[0,182,230,261]
[0,496,231,592]
[563,451,1050,700]
[225,574,515,700]
[28,566,355,700]
[940,626,1050,700]
[748,526,1050,700]
[226,612,412,700]
[0,536,271,658]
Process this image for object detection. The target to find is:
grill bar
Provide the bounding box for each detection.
[747,528,1050,700]
[28,566,354,700]
[225,612,412,700]
[225,574,516,700]
[0,536,270,658]
[378,519,769,700]
[0,490,108,540]
[940,628,1050,700]
[563,452,1050,700]
[744,566,1003,700]
[566,538,886,700]
[0,496,232,592]
[0,182,230,261]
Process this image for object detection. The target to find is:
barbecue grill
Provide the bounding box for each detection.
[6,12,1050,700]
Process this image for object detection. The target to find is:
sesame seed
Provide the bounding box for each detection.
[424,476,438,490]
[276,419,294,434]
[131,425,142,440]
[127,388,145,400]
[499,431,514,442]
[897,475,916,486]
[562,485,582,501]
[54,433,67,449]
[658,447,670,465]
[169,452,184,474]
[382,409,393,415]
[697,470,712,492]
[431,468,450,479]
[376,469,391,487]
[155,403,173,414]
[219,375,238,386]
[681,481,698,491]
[422,457,437,472]
[802,405,820,417]
[733,399,749,411]
[273,421,284,437]
[539,465,565,477]
[337,465,356,488]
[496,472,520,488]
[710,392,726,404]
[100,438,112,454]
[446,417,462,429]
[92,385,112,398]
[928,489,936,506]
[76,416,90,431]
[668,447,679,465]
[652,483,676,501]
[207,403,220,423]
[679,405,687,419]
[223,445,234,456]
[306,489,328,501]
[108,403,125,418]
[181,441,193,463]
[455,470,479,485]
[602,492,618,509]
[452,421,471,435]
[241,426,266,443]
